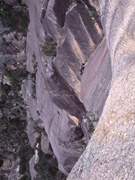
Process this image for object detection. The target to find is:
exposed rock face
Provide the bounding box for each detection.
[81,38,111,119]
[68,0,135,179]
[1,0,122,179]
[25,0,104,175]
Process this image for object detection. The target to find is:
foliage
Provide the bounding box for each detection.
[87,5,100,26]
[35,152,66,180]
[0,83,33,179]
[4,66,28,91]
[87,10,95,26]
[86,111,98,132]
[0,175,7,180]
[34,135,66,180]
[89,122,95,132]
[18,0,27,6]
[0,116,27,148]
[86,111,98,122]
[0,0,29,36]
[0,88,28,151]
[19,144,34,175]
[42,35,57,57]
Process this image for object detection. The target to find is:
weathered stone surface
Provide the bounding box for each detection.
[25,0,103,174]
[68,0,135,179]
[81,38,111,119]
[54,1,102,98]
[41,132,52,155]
[27,118,40,148]
[26,0,85,174]
[29,149,39,180]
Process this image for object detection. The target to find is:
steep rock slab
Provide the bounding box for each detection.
[54,1,102,98]
[42,0,103,98]
[26,0,93,174]
[68,0,135,179]
[81,38,111,119]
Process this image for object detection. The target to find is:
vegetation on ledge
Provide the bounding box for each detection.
[41,35,57,57]
[4,64,28,91]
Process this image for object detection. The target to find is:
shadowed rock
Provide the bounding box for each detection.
[81,38,112,119]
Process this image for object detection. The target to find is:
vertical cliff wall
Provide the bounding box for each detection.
[68,0,135,179]
[24,0,109,176]
[0,0,114,179]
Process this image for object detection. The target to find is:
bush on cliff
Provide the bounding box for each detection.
[4,65,28,91]
[0,0,29,36]
[34,135,66,180]
[41,35,57,57]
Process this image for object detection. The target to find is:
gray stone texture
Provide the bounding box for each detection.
[68,0,135,179]
[25,0,105,174]
[81,38,111,119]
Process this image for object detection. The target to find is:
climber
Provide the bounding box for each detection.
[79,59,88,75]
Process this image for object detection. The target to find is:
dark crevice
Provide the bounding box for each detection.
[0,159,4,167]
[82,0,103,29]
[41,0,50,19]
[53,0,72,28]
[76,2,101,45]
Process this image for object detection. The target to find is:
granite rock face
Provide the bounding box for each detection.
[25,0,105,175]
[68,0,135,179]
[81,38,111,120]
[0,0,117,178]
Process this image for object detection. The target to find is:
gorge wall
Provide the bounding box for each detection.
[24,0,109,176]
[1,0,134,179]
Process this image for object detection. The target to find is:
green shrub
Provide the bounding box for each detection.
[86,111,98,132]
[86,111,98,121]
[34,133,66,180]
[89,122,95,132]
[86,5,100,27]
[4,66,28,91]
[42,35,57,57]
[0,71,32,179]
[19,145,34,175]
[35,151,66,180]
[0,0,29,36]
